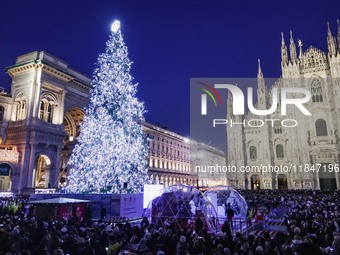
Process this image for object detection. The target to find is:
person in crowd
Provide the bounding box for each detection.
[195,216,204,234]
[140,216,150,230]
[247,208,253,227]
[226,203,235,228]
[100,205,107,220]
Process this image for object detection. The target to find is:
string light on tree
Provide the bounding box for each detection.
[66,20,149,194]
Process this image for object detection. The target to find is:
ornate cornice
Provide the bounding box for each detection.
[6,62,42,77]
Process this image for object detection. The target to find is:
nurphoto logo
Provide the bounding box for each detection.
[195,81,312,129]
[201,84,311,116]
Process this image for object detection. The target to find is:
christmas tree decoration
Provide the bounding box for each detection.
[66,20,149,194]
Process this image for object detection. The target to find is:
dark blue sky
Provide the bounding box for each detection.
[0,0,339,138]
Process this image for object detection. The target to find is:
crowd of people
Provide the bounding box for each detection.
[238,190,284,211]
[0,190,338,255]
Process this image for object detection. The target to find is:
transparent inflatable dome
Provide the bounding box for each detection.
[144,184,211,230]
[204,186,248,218]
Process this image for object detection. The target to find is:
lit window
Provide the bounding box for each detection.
[39,97,55,123]
[16,99,27,121]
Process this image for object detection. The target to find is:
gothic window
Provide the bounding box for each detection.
[274,121,282,134]
[276,144,284,158]
[311,78,323,103]
[15,99,27,121]
[315,119,327,136]
[249,146,257,160]
[0,105,4,122]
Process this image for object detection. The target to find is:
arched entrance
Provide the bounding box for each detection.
[319,163,336,190]
[0,163,12,191]
[250,175,260,190]
[277,174,288,190]
[63,108,85,143]
[61,108,85,186]
[34,155,51,188]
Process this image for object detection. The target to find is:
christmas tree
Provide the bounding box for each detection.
[66,20,149,194]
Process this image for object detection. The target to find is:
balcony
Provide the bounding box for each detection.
[8,118,64,132]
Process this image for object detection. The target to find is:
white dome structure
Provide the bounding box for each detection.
[144,185,248,233]
[144,184,213,231]
[204,186,248,219]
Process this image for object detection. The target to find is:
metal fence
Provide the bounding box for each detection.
[242,201,293,236]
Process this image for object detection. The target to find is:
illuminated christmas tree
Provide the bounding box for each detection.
[67,20,149,193]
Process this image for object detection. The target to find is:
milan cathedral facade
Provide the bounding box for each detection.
[227,22,340,190]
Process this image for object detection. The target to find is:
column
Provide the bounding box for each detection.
[51,145,62,188]
[26,142,37,190]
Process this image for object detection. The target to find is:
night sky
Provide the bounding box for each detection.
[1,0,339,141]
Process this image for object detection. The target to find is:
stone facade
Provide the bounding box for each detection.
[144,123,227,188]
[0,51,91,193]
[143,122,192,186]
[190,141,227,188]
[227,23,340,190]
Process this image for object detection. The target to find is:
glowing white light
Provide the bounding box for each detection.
[184,138,190,143]
[0,147,19,162]
[111,20,120,33]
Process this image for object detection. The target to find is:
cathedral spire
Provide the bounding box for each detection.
[257,59,265,103]
[289,30,297,64]
[281,32,288,66]
[327,22,337,57]
[298,39,303,59]
[258,58,263,77]
[337,19,340,52]
[328,21,332,35]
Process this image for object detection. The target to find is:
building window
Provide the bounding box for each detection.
[249,146,257,160]
[0,105,4,122]
[39,98,55,123]
[39,102,45,119]
[274,121,282,134]
[276,144,284,158]
[47,104,53,122]
[311,78,323,103]
[16,99,27,121]
[315,119,327,136]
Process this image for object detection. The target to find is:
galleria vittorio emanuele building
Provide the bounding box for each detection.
[227,22,340,190]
